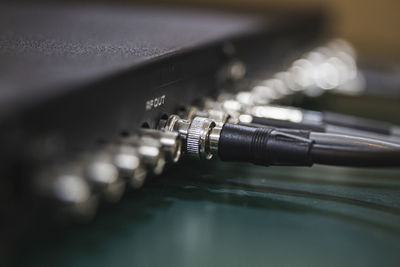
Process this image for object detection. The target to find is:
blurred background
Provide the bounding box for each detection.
[140,0,400,62]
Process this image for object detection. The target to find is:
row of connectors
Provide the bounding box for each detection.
[32,39,362,221]
[157,39,365,161]
[34,129,182,221]
[190,39,363,127]
[220,39,363,107]
[33,112,225,222]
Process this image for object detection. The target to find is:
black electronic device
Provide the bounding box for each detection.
[0,3,325,262]
[0,2,321,172]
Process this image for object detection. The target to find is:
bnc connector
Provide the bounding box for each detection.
[34,164,99,221]
[121,136,165,176]
[112,144,147,189]
[164,115,222,160]
[140,128,182,163]
[186,117,216,159]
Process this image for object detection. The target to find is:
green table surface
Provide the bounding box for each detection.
[20,160,400,267]
[18,94,400,267]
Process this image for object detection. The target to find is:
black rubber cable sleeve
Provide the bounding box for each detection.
[218,123,314,166]
[310,144,400,167]
[322,111,392,135]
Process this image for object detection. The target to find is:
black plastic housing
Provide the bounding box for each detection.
[0,3,324,171]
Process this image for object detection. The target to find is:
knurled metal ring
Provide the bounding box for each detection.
[186,117,216,159]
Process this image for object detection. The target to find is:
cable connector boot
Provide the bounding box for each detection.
[218,123,314,166]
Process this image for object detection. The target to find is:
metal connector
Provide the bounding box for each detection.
[138,137,166,175]
[112,145,147,189]
[165,115,223,160]
[186,117,216,159]
[34,165,99,221]
[189,106,230,125]
[247,105,304,123]
[86,158,125,203]
[121,136,166,175]
[140,128,182,163]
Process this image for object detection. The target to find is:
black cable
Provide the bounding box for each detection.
[247,117,400,144]
[309,132,400,150]
[301,109,400,136]
[250,107,400,138]
[217,123,400,168]
[242,122,400,150]
[310,144,400,167]
[322,111,392,136]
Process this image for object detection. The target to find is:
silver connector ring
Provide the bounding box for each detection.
[186,117,216,159]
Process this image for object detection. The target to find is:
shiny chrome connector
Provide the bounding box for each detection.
[33,127,184,220]
[113,129,181,188]
[233,39,364,106]
[112,144,148,189]
[164,115,222,160]
[140,129,182,163]
[188,106,230,125]
[196,96,312,127]
[34,164,99,221]
[122,136,166,175]
[237,104,307,125]
[85,151,126,203]
[201,39,364,114]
